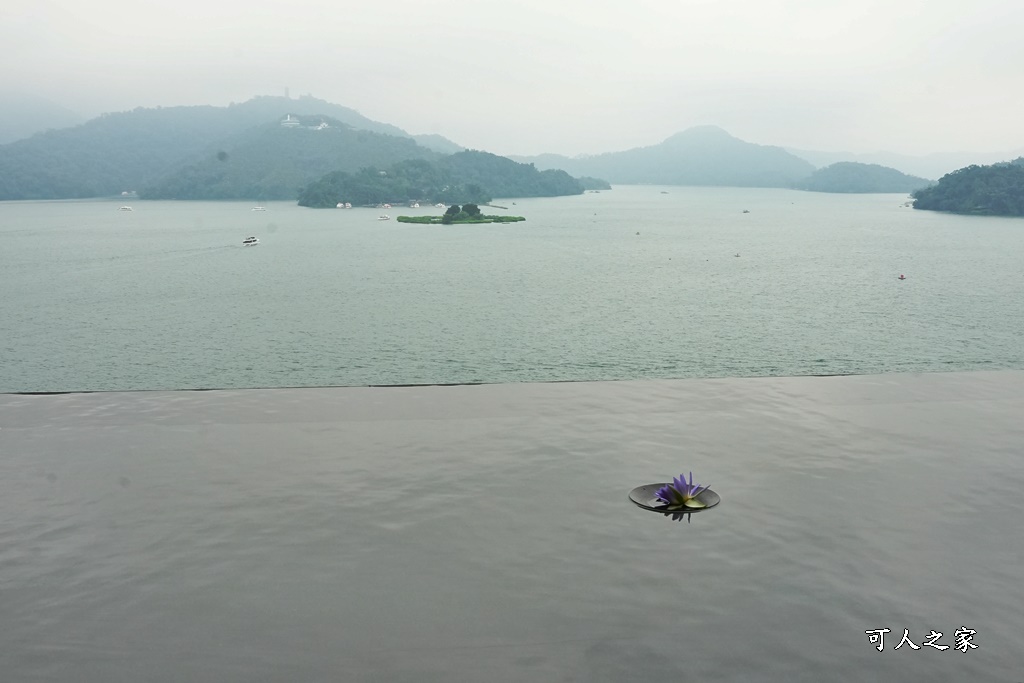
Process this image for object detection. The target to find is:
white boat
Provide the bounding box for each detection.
[243,236,260,246]
[377,215,390,221]
[118,206,133,211]
[251,206,267,212]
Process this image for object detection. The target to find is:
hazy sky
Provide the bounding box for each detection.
[4,0,1023,156]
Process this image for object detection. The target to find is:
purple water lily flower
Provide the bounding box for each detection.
[654,471,709,508]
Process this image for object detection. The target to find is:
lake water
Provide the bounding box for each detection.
[2,187,1023,392]
[2,189,1023,681]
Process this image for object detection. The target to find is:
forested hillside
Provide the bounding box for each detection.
[0,96,422,200]
[912,159,1024,216]
[441,150,584,198]
[140,118,441,200]
[0,106,233,199]
[297,151,584,208]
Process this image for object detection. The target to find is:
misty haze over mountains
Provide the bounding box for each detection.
[3,92,1021,182]
[511,129,1024,184]
[0,93,1020,200]
[0,93,85,145]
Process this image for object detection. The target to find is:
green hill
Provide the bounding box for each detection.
[441,150,584,199]
[796,162,932,193]
[297,151,584,208]
[516,126,815,187]
[912,159,1024,216]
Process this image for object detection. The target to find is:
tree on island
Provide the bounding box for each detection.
[441,204,460,224]
[441,203,483,224]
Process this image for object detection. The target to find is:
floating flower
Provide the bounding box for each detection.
[654,472,710,509]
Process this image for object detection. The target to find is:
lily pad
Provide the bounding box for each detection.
[628,484,721,513]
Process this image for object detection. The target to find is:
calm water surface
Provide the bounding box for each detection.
[2,189,1023,682]
[3,187,1023,392]
[1,373,1022,682]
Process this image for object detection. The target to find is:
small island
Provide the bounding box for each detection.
[397,204,525,225]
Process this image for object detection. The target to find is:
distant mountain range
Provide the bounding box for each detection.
[2,94,1021,201]
[516,130,1023,186]
[785,147,1024,182]
[513,126,815,188]
[516,137,1024,185]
